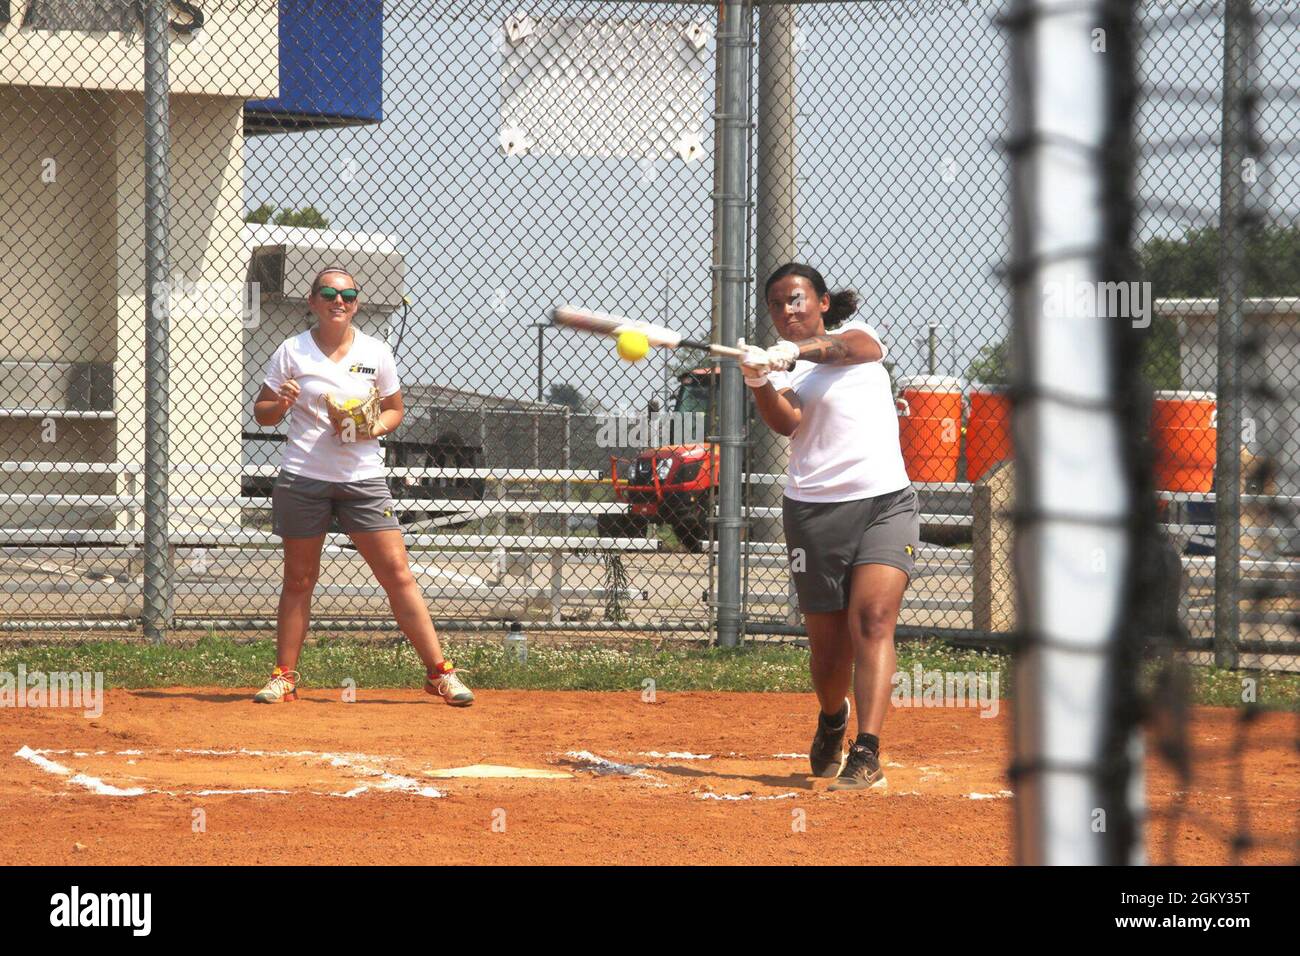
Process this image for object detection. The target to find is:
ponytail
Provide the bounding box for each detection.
[824,289,859,329]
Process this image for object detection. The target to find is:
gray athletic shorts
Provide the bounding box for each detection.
[272,471,401,538]
[782,485,921,613]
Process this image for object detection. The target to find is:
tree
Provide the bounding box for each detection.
[546,382,589,413]
[1133,223,1300,388]
[244,204,330,229]
[964,338,1010,386]
[964,308,1181,390]
[244,202,276,225]
[1139,223,1300,297]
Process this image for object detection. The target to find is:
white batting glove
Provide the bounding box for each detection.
[736,338,771,387]
[766,340,801,371]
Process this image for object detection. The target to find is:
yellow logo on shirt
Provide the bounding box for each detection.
[349,363,377,375]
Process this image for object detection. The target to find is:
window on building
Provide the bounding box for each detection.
[23,0,137,33]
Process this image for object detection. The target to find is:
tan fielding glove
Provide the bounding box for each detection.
[326,387,382,442]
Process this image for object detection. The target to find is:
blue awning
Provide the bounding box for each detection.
[245,0,383,134]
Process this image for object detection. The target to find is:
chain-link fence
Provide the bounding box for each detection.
[1134,0,1300,675]
[738,0,1014,644]
[0,1,1295,675]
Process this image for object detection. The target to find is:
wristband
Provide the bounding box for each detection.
[743,372,769,388]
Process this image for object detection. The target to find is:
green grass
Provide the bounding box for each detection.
[1174,665,1300,709]
[0,635,1296,708]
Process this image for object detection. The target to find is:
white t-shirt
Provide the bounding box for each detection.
[262,328,401,483]
[766,320,911,503]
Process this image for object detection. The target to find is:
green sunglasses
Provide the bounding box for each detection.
[317,287,359,302]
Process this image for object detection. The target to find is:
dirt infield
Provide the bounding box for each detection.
[2,690,1294,865]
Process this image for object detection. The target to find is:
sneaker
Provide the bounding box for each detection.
[828,743,887,792]
[425,667,474,707]
[809,698,850,778]
[253,667,300,703]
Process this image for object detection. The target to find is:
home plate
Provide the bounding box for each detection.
[422,764,574,780]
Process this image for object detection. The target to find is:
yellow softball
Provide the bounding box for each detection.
[616,329,650,362]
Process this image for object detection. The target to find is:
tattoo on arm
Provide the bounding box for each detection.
[795,335,851,365]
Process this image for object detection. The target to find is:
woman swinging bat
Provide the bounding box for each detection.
[739,262,919,791]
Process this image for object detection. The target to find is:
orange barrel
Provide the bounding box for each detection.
[966,384,1012,483]
[895,376,963,483]
[1151,390,1216,492]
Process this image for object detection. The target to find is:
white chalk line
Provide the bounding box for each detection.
[18,747,1010,801]
[14,746,444,799]
[15,746,150,797]
[695,791,800,801]
[562,750,654,778]
[637,751,713,760]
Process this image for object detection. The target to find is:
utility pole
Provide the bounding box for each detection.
[1213,0,1253,670]
[751,2,799,544]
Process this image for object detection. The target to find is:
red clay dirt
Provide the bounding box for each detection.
[1,689,1294,865]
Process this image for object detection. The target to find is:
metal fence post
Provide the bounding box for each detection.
[142,0,173,644]
[750,2,798,545]
[1214,0,1252,670]
[713,0,753,648]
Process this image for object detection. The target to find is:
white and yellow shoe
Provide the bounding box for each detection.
[425,665,474,707]
[253,667,300,703]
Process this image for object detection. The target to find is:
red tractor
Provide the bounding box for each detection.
[602,368,717,552]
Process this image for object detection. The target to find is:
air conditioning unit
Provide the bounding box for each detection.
[0,360,113,412]
[66,362,115,411]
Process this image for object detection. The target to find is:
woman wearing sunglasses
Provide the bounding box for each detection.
[250,266,474,707]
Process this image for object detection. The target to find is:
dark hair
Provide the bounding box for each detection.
[310,265,360,298]
[763,262,858,329]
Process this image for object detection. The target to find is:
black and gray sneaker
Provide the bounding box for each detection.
[828,743,886,792]
[809,698,850,778]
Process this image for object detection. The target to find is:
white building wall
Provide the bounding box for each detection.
[1,8,278,534]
